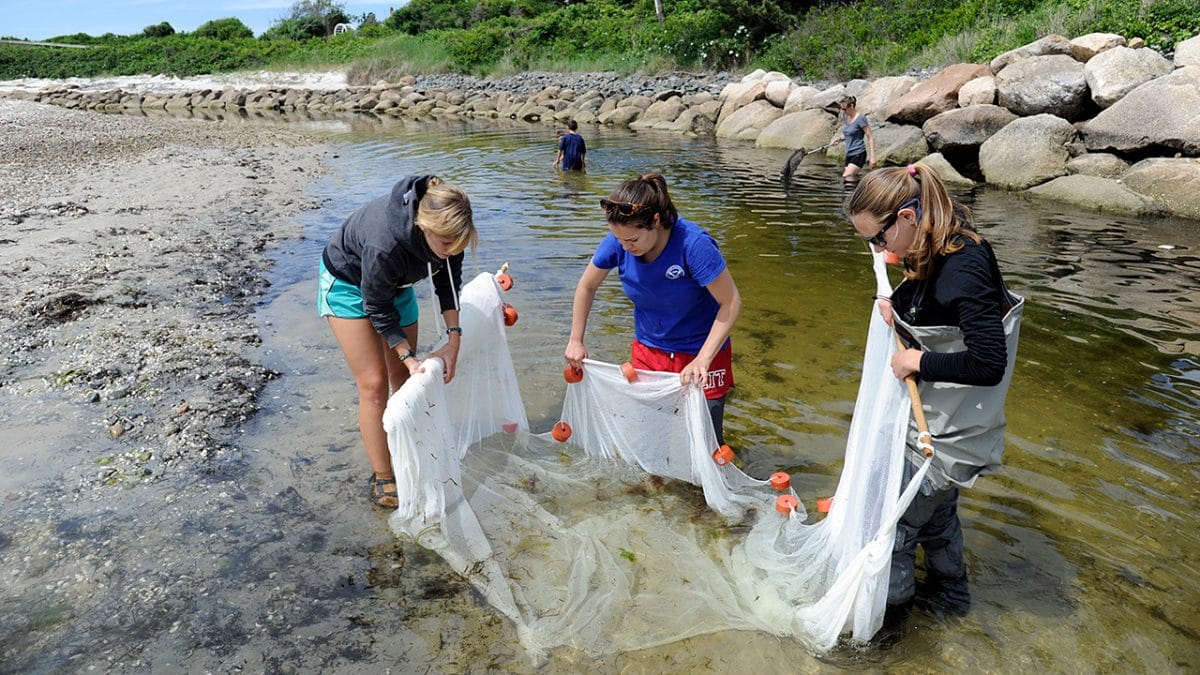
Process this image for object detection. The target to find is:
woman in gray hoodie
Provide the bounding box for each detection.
[318,175,478,508]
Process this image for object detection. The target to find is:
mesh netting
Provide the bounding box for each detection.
[383,254,931,659]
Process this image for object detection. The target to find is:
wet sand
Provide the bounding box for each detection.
[0,100,424,670]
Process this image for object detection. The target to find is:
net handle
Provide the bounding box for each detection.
[895,332,934,457]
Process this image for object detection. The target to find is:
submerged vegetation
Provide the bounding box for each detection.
[0,0,1196,82]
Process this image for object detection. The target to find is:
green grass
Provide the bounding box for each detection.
[4,0,1196,82]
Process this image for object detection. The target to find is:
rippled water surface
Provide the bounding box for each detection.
[5,111,1197,672]
[253,115,1200,672]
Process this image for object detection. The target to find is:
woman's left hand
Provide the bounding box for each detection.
[891,348,922,380]
[429,341,460,384]
[679,357,711,389]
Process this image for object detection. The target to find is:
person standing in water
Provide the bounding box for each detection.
[835,96,876,181]
[564,173,742,444]
[554,120,587,172]
[844,163,1023,621]
[319,175,478,508]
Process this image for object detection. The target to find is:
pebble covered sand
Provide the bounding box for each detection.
[0,100,326,477]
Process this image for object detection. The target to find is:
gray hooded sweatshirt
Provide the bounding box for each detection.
[321,175,464,349]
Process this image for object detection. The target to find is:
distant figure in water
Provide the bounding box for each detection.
[554,119,587,172]
[833,96,875,181]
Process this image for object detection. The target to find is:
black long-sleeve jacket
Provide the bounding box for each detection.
[321,175,463,349]
[891,237,1011,386]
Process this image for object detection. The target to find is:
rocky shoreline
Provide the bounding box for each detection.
[3,32,1199,221]
[0,99,326,485]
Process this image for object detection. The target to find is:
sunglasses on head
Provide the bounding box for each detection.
[864,196,921,247]
[600,198,647,217]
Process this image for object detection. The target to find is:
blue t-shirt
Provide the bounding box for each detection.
[592,216,727,353]
[559,132,586,170]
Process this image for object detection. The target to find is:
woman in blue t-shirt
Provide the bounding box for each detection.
[564,173,743,443]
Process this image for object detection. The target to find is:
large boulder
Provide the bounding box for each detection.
[918,153,976,187]
[1080,66,1200,156]
[1084,45,1173,108]
[805,84,847,112]
[715,100,782,141]
[668,100,722,134]
[957,76,996,106]
[990,34,1075,73]
[857,76,917,117]
[716,80,767,126]
[765,79,795,108]
[629,96,685,129]
[979,114,1077,189]
[1069,33,1126,62]
[1066,153,1130,179]
[922,104,1017,153]
[887,63,991,125]
[1121,158,1200,220]
[1027,175,1158,216]
[597,105,642,126]
[995,54,1090,120]
[782,85,821,113]
[1175,34,1200,67]
[873,124,930,166]
[755,109,838,149]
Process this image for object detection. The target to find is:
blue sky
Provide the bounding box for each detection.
[1,1,401,41]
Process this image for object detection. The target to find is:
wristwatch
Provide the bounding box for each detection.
[398,348,417,361]
[446,326,463,337]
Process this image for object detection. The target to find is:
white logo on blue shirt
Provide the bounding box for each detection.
[665,264,685,280]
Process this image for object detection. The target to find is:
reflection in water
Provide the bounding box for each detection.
[7,113,1198,671]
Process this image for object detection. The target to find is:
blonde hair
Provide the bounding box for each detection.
[416,177,477,255]
[844,163,979,280]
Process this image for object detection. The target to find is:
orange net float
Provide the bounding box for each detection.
[620,361,638,383]
[712,444,735,466]
[769,472,791,491]
[551,421,572,442]
[496,273,513,291]
[816,497,833,513]
[563,366,584,383]
[776,494,799,514]
[502,303,518,326]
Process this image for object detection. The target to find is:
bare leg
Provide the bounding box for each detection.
[843,162,862,180]
[327,317,418,485]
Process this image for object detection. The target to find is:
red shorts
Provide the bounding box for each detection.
[631,339,734,400]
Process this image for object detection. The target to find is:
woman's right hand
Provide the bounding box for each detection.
[564,339,587,370]
[877,298,894,327]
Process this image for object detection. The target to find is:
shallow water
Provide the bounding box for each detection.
[5,112,1199,672]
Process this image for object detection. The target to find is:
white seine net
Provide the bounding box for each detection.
[384,257,930,659]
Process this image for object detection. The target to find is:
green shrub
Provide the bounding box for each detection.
[194,17,254,41]
[142,22,176,38]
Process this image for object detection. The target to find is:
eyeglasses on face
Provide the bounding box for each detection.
[600,198,647,217]
[864,196,920,247]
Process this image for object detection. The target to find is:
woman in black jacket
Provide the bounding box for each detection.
[318,175,477,508]
[844,163,1023,619]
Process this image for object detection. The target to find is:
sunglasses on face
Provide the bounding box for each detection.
[600,198,647,217]
[864,196,920,247]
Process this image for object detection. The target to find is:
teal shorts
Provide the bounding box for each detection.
[318,259,419,325]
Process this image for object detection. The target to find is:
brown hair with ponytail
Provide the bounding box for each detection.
[602,173,679,230]
[844,163,979,280]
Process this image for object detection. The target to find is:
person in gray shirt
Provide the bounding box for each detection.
[319,174,478,508]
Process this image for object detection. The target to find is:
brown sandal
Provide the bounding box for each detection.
[369,473,399,509]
